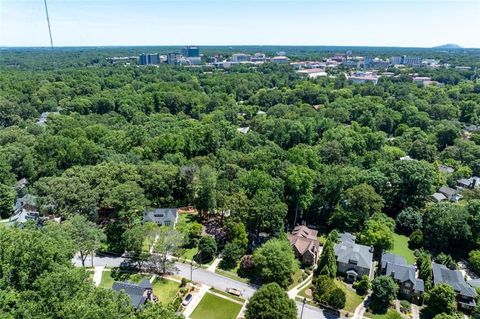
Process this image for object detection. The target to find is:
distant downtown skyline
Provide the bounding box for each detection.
[1,0,479,48]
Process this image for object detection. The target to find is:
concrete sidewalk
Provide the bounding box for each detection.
[92,266,105,287]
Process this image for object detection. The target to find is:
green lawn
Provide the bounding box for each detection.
[365,308,398,319]
[215,268,251,284]
[190,292,243,319]
[210,288,245,302]
[99,271,115,288]
[178,246,199,261]
[152,278,180,305]
[99,270,150,289]
[298,282,313,299]
[287,268,304,290]
[335,279,363,314]
[388,234,416,264]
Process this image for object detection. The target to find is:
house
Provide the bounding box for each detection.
[237,127,250,134]
[432,263,477,310]
[457,177,480,189]
[430,192,447,203]
[381,253,424,301]
[334,233,374,282]
[439,165,455,174]
[438,186,461,202]
[8,193,41,226]
[112,279,153,310]
[143,208,178,227]
[288,225,321,266]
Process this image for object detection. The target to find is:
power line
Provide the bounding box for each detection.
[43,0,53,48]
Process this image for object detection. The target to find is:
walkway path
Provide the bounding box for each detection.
[183,284,210,319]
[353,294,369,319]
[206,257,222,272]
[288,273,313,299]
[92,266,105,287]
[411,304,420,319]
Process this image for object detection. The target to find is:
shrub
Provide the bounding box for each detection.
[409,230,423,249]
[353,275,371,296]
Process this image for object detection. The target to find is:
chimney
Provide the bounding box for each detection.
[369,246,374,253]
[471,178,477,189]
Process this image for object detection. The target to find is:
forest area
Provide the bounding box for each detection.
[1,47,480,319]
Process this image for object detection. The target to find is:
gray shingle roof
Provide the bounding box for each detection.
[382,253,424,292]
[334,234,373,270]
[112,282,147,310]
[381,253,407,270]
[386,263,424,292]
[432,263,477,298]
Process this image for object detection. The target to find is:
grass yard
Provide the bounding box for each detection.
[190,292,242,319]
[215,268,251,284]
[287,268,305,290]
[99,271,115,288]
[152,278,180,304]
[99,270,150,289]
[335,279,363,314]
[178,246,199,261]
[210,288,245,302]
[365,308,398,319]
[388,234,416,264]
[298,282,314,299]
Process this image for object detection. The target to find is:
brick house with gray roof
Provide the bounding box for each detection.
[432,262,477,310]
[381,253,424,301]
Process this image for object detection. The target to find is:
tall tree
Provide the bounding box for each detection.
[64,215,106,267]
[316,230,338,278]
[245,283,297,319]
[253,238,299,288]
[283,165,315,227]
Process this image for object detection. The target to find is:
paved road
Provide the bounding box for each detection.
[73,254,337,319]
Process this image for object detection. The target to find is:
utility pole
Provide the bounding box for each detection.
[43,0,54,48]
[300,297,306,319]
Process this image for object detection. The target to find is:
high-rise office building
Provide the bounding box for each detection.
[167,52,178,65]
[139,53,160,65]
[182,46,200,58]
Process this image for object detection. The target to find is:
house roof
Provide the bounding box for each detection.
[138,278,152,289]
[432,263,477,298]
[9,208,39,224]
[237,127,250,134]
[288,226,320,258]
[468,279,480,288]
[339,232,356,244]
[439,186,457,197]
[431,193,447,202]
[143,208,178,224]
[381,253,407,270]
[334,234,373,270]
[291,225,318,240]
[112,282,147,310]
[439,165,455,174]
[386,263,424,292]
[288,235,320,257]
[382,253,423,292]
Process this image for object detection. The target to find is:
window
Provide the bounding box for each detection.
[154,213,164,218]
[164,221,171,226]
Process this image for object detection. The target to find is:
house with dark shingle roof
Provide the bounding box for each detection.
[381,253,424,301]
[334,233,374,282]
[438,186,461,202]
[288,225,320,266]
[112,279,153,310]
[432,262,477,310]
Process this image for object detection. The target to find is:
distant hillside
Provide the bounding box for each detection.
[434,44,462,49]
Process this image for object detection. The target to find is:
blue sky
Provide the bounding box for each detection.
[1,0,479,48]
